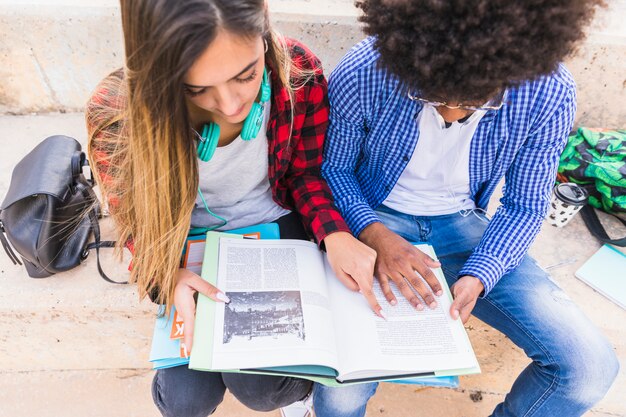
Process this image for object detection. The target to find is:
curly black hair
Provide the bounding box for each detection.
[356,0,604,102]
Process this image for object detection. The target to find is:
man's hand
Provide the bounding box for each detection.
[174,268,230,355]
[324,231,384,318]
[449,275,484,323]
[359,222,443,310]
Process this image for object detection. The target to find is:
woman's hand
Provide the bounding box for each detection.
[323,231,384,318]
[174,268,230,355]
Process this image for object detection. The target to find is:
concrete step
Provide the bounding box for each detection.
[0,367,575,417]
[1,1,626,127]
[0,367,588,417]
[0,113,624,416]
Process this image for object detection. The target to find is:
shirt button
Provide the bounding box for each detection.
[403,155,410,162]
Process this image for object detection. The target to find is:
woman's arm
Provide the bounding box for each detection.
[281,43,383,316]
[282,67,352,243]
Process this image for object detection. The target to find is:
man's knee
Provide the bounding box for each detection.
[223,373,312,412]
[152,367,225,417]
[498,269,619,410]
[559,335,619,407]
[313,382,378,416]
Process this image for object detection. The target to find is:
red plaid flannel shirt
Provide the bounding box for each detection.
[88,39,349,249]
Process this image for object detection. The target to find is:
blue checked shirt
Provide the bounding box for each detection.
[322,37,577,295]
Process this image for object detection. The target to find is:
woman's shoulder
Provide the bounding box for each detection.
[87,69,125,112]
[283,37,323,74]
[86,69,126,144]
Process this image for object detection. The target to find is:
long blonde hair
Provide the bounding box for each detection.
[86,0,312,310]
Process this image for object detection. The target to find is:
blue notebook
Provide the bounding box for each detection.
[150,223,281,369]
[575,245,626,310]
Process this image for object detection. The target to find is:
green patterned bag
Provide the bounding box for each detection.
[558,127,626,215]
[558,127,626,246]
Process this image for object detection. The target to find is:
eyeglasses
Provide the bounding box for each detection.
[407,90,506,112]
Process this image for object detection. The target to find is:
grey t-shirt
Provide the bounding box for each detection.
[191,102,290,230]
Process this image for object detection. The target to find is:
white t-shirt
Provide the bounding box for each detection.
[382,104,485,216]
[191,102,290,230]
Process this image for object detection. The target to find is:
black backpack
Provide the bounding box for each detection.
[0,135,125,283]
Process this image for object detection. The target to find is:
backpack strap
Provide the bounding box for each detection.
[0,218,22,265]
[80,188,128,284]
[580,205,626,247]
[84,210,127,284]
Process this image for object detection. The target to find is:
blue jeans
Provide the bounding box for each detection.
[152,368,312,416]
[314,382,378,417]
[317,206,619,417]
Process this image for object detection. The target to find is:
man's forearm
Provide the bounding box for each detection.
[358,221,387,245]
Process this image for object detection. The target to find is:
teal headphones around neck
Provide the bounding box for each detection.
[197,68,271,162]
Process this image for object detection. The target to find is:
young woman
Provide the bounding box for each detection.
[86,1,382,416]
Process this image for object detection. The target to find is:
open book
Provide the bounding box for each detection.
[189,233,480,384]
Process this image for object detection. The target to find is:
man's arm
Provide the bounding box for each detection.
[459,75,577,297]
[323,62,443,310]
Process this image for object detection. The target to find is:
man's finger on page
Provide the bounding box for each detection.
[414,261,443,297]
[376,274,397,306]
[391,271,423,311]
[406,271,437,309]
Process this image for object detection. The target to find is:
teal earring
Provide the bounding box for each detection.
[196,68,272,162]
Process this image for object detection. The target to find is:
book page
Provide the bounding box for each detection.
[210,238,340,371]
[326,245,479,381]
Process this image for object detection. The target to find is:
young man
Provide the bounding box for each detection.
[320,1,618,416]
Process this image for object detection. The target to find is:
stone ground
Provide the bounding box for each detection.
[0,113,624,416]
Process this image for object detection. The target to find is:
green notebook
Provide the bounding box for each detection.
[189,233,480,385]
